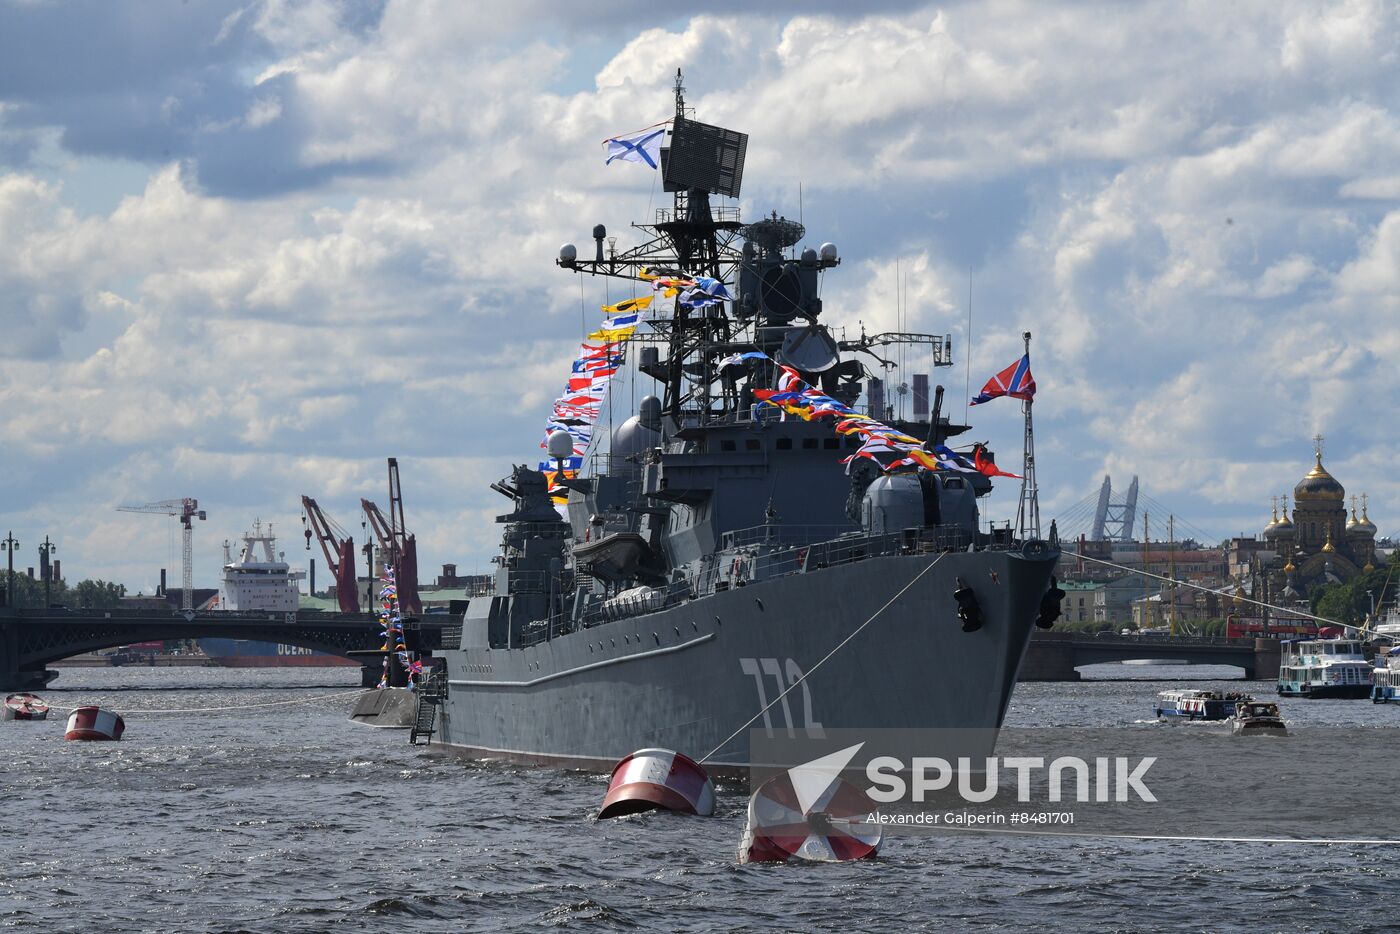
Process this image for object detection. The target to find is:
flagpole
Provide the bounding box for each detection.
[1015,331,1041,541]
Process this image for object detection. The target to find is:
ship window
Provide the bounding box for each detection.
[845,436,860,448]
[746,439,761,451]
[802,438,819,450]
[823,438,840,450]
[776,437,792,450]
[721,440,737,451]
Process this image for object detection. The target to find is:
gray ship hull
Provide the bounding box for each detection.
[432,546,1056,769]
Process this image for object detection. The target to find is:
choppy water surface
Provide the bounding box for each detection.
[4,664,1398,932]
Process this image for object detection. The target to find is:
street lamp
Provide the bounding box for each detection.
[39,536,57,609]
[1,532,17,608]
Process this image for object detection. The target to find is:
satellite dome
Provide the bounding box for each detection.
[612,414,661,457]
[559,243,578,264]
[819,242,838,263]
[547,430,575,461]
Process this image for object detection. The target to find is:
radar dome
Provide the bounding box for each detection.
[547,430,575,460]
[559,243,578,264]
[638,395,662,430]
[819,242,839,263]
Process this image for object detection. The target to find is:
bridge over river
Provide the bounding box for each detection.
[0,607,454,691]
[3,607,1279,691]
[1022,630,1282,681]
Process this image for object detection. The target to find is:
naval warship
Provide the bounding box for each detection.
[426,75,1062,769]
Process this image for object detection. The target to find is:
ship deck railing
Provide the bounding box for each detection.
[654,204,741,226]
[581,453,644,476]
[720,524,855,549]
[553,525,980,633]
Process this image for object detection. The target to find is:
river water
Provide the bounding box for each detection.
[4,664,1398,933]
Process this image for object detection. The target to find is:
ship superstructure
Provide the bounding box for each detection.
[427,73,1062,768]
[215,521,304,612]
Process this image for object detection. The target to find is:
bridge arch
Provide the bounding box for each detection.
[1,608,446,690]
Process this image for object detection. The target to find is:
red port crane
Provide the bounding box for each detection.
[300,496,359,613]
[360,457,421,615]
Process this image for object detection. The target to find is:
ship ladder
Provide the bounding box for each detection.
[410,671,447,745]
[410,699,437,745]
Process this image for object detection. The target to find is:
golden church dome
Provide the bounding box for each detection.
[1350,494,1378,536]
[1295,446,1344,502]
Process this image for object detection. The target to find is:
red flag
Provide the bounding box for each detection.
[974,445,1022,479]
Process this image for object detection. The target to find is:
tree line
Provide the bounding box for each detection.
[1,574,127,609]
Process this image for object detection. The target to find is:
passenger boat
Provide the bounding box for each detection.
[3,693,49,721]
[1369,606,1400,648]
[1371,647,1400,704]
[1231,699,1286,735]
[1277,638,1373,698]
[1154,689,1248,721]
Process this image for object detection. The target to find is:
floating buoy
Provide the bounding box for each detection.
[598,748,715,818]
[738,745,882,863]
[3,693,49,721]
[64,706,125,741]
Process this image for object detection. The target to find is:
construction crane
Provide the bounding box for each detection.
[301,496,359,614]
[360,457,422,615]
[116,498,206,611]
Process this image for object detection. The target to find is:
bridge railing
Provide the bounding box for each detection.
[1034,630,1258,648]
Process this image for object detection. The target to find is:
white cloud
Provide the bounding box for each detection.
[4,1,1400,586]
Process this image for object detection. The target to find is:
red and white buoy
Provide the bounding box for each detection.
[738,747,882,863]
[3,693,49,721]
[598,748,715,818]
[64,706,125,741]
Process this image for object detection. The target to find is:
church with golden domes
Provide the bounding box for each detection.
[1262,436,1379,599]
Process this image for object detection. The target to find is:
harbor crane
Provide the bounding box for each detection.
[116,498,206,611]
[360,457,422,615]
[300,496,359,613]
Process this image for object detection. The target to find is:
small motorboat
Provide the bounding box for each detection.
[3,693,50,721]
[1232,700,1286,735]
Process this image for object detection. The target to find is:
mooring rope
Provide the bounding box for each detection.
[39,687,374,716]
[698,552,948,765]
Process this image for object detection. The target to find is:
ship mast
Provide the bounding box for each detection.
[558,69,749,424]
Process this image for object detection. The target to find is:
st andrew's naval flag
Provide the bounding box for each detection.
[970,353,1036,405]
[605,127,666,169]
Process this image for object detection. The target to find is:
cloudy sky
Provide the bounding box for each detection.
[3,0,1398,591]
